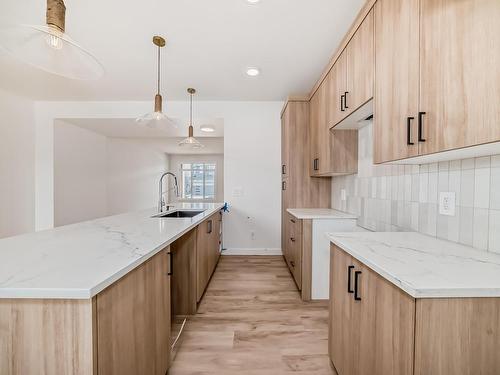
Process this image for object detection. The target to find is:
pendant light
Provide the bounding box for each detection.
[0,0,104,80]
[179,88,204,149]
[136,36,177,129]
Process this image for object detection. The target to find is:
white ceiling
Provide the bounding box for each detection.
[63,117,224,138]
[0,0,364,101]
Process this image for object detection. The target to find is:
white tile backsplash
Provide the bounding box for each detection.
[331,124,500,253]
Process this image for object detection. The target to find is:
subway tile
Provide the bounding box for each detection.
[418,203,429,234]
[428,172,438,204]
[460,169,474,207]
[411,165,420,175]
[438,170,449,193]
[438,161,449,172]
[391,200,398,226]
[419,172,429,203]
[411,202,419,231]
[429,163,438,173]
[411,174,420,202]
[449,160,461,171]
[397,175,405,201]
[473,208,489,250]
[474,168,490,209]
[436,214,448,240]
[475,156,491,169]
[447,206,460,243]
[461,158,475,170]
[420,164,429,173]
[427,204,438,236]
[448,170,461,205]
[404,174,412,202]
[491,155,500,168]
[459,206,474,246]
[489,210,500,254]
[391,175,398,200]
[490,168,500,210]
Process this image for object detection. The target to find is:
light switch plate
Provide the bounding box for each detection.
[341,189,347,201]
[439,192,456,216]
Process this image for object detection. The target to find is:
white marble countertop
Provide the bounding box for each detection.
[328,232,500,298]
[0,203,224,299]
[287,208,357,220]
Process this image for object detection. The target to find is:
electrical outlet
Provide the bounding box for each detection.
[439,192,456,216]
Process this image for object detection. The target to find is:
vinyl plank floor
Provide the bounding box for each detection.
[168,255,336,374]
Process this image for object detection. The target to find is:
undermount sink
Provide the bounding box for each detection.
[154,210,205,218]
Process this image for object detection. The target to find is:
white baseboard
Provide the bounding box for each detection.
[222,248,283,256]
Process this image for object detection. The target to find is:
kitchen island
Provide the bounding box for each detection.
[327,231,500,375]
[0,202,224,375]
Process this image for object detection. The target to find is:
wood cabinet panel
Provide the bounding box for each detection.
[309,93,320,176]
[346,9,374,118]
[373,0,420,163]
[353,258,415,375]
[196,212,221,302]
[419,0,500,155]
[328,53,348,128]
[414,298,500,375]
[96,248,170,375]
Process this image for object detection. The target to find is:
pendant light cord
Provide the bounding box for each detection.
[157,45,161,95]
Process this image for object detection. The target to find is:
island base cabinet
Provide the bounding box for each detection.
[330,244,500,375]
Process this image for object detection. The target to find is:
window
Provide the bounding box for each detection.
[180,163,216,201]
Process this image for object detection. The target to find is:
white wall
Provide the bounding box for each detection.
[54,121,108,226]
[107,138,169,215]
[168,154,224,203]
[0,89,35,238]
[35,101,283,252]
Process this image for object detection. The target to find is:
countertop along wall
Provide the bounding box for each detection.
[35,101,283,252]
[331,123,500,254]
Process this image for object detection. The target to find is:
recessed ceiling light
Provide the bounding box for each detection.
[246,67,260,77]
[200,125,215,133]
[246,0,261,4]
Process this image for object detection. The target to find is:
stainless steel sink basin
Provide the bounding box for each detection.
[154,210,205,218]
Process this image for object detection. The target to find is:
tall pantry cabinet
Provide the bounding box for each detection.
[281,99,330,286]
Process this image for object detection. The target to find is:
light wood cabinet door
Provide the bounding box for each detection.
[281,106,289,178]
[329,245,356,375]
[309,92,320,176]
[317,81,333,175]
[352,258,415,375]
[197,213,220,302]
[373,0,420,163]
[328,53,348,127]
[96,248,171,375]
[346,9,374,118]
[419,0,500,155]
[288,216,302,289]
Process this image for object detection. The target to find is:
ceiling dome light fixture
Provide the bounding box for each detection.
[179,88,204,149]
[200,125,216,133]
[136,36,177,129]
[0,0,104,80]
[246,67,260,77]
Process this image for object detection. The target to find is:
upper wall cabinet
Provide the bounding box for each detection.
[374,0,500,163]
[328,9,374,129]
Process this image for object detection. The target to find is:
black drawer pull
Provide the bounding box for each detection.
[290,261,295,268]
[168,252,173,276]
[341,94,345,112]
[290,218,296,224]
[313,158,319,171]
[347,265,355,294]
[344,91,349,109]
[407,117,415,145]
[207,220,213,234]
[354,271,362,301]
[282,181,286,191]
[290,237,296,242]
[418,112,426,142]
[282,164,286,175]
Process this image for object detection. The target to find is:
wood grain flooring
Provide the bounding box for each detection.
[169,256,336,375]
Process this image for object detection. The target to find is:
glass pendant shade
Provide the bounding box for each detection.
[136,36,177,130]
[0,0,104,80]
[179,88,204,149]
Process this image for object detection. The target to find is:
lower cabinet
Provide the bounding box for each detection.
[96,248,171,375]
[196,211,222,302]
[329,244,500,375]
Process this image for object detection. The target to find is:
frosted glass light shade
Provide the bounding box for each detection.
[178,136,204,149]
[0,24,104,80]
[135,111,178,130]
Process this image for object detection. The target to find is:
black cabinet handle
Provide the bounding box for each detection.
[418,112,426,142]
[282,181,286,191]
[282,164,286,175]
[344,92,349,109]
[290,261,295,268]
[354,271,362,301]
[341,94,345,112]
[313,158,320,171]
[290,237,296,242]
[407,116,415,145]
[347,265,355,294]
[168,251,173,276]
[290,218,296,224]
[207,220,213,234]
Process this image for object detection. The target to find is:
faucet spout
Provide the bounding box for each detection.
[158,172,179,213]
